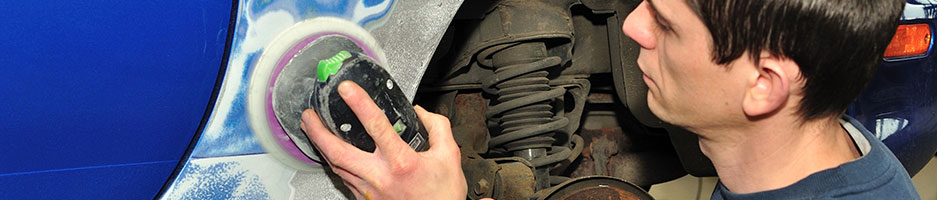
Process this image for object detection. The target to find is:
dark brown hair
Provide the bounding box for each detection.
[685,0,904,120]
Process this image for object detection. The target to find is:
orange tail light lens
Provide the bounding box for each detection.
[884,24,932,58]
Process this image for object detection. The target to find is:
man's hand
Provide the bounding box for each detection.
[301,81,466,200]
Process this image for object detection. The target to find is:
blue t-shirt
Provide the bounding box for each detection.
[710,116,919,199]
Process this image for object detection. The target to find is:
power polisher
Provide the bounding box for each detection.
[247,17,427,170]
[312,50,429,153]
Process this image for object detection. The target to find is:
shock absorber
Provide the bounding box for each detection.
[481,41,570,190]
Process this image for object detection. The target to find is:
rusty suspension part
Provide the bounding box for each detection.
[481,42,571,190]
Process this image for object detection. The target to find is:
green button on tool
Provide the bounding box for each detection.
[317,50,352,82]
[393,119,406,133]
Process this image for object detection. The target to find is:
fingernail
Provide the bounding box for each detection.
[338,81,353,98]
[302,109,313,122]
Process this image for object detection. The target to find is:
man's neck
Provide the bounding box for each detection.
[696,116,861,194]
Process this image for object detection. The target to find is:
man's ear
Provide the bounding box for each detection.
[742,52,794,118]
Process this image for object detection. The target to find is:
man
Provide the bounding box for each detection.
[622,0,917,198]
[301,0,917,199]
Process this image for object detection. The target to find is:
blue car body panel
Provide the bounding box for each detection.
[851,1,937,176]
[0,0,233,199]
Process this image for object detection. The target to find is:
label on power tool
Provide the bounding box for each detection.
[310,50,429,152]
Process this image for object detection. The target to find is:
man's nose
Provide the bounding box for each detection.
[622,1,657,50]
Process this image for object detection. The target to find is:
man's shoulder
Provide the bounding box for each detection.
[711,164,917,200]
[829,116,919,199]
[710,116,919,200]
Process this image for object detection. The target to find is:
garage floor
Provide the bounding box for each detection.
[649,157,937,200]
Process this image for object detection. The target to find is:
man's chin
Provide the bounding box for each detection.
[645,98,669,123]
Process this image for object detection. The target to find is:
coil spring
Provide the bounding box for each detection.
[480,42,571,169]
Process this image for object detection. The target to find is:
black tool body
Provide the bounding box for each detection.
[310,51,429,152]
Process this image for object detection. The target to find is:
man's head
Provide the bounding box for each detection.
[623,0,903,130]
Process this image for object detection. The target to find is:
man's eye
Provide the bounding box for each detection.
[655,15,672,32]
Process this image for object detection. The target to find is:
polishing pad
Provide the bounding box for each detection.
[247,17,386,170]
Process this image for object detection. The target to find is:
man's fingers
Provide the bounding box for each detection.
[330,165,378,191]
[337,81,415,159]
[414,106,459,156]
[304,109,384,195]
[301,109,369,169]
